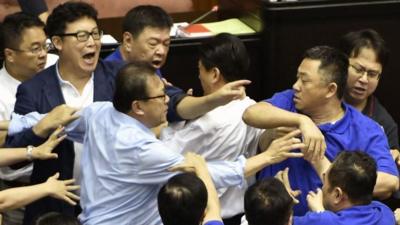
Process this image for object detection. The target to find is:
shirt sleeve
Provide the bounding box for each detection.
[265,89,296,111]
[166,85,187,122]
[204,220,224,225]
[8,112,45,135]
[293,211,335,225]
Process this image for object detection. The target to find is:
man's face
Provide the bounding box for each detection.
[198,60,214,95]
[7,26,47,80]
[125,27,170,69]
[54,17,101,75]
[292,59,330,113]
[346,47,382,104]
[141,76,169,127]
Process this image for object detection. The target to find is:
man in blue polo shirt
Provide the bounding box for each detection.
[243,45,399,216]
[294,151,395,225]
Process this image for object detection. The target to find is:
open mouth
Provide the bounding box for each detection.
[152,60,162,68]
[82,52,96,65]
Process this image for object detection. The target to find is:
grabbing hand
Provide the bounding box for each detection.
[263,129,305,164]
[298,115,326,161]
[307,188,325,212]
[209,80,251,106]
[32,126,66,160]
[275,168,301,204]
[45,173,80,206]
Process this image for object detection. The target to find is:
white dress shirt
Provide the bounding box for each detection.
[161,97,264,218]
[0,53,58,181]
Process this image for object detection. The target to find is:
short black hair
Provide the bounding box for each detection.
[123,5,173,38]
[245,178,294,225]
[33,212,81,225]
[1,12,45,52]
[158,173,207,225]
[199,33,250,82]
[45,1,98,38]
[328,151,377,205]
[303,46,349,99]
[338,29,388,67]
[112,62,157,113]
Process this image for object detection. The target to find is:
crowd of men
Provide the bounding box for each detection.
[0,1,399,225]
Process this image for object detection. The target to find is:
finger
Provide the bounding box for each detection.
[62,178,75,185]
[66,191,80,201]
[292,190,302,198]
[284,152,304,159]
[186,88,193,96]
[63,196,76,206]
[281,143,306,152]
[279,129,302,141]
[227,79,251,89]
[51,172,60,179]
[66,185,80,191]
[55,134,67,143]
[50,126,65,138]
[46,153,58,159]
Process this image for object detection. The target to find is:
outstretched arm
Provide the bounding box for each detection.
[0,173,79,212]
[0,127,65,167]
[176,80,251,120]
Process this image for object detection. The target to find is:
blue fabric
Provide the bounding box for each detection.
[60,102,246,225]
[257,89,399,216]
[293,201,395,225]
[104,47,186,122]
[204,220,224,225]
[5,60,124,225]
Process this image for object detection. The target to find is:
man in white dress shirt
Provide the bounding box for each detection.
[0,11,57,225]
[161,33,264,225]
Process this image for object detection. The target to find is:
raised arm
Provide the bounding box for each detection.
[0,173,79,212]
[176,80,251,120]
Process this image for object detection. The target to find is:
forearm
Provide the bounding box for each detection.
[244,151,275,177]
[0,148,31,167]
[0,182,49,211]
[243,102,304,129]
[373,172,399,199]
[176,95,220,120]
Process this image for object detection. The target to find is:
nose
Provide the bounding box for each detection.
[38,48,47,58]
[292,79,300,91]
[85,35,95,46]
[359,72,369,83]
[155,45,166,56]
[165,94,170,104]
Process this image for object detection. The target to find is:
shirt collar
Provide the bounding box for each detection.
[318,103,351,134]
[55,61,94,86]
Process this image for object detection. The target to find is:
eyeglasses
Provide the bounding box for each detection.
[9,42,52,55]
[138,94,167,101]
[57,29,103,42]
[350,64,381,80]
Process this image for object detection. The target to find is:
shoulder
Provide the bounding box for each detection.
[346,104,383,132]
[264,89,295,111]
[294,211,336,225]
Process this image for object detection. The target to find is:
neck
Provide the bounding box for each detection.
[119,46,129,62]
[5,62,29,82]
[343,94,367,112]
[58,60,92,94]
[305,99,344,125]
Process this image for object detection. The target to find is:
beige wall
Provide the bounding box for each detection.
[0,0,194,20]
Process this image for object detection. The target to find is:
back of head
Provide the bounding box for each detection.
[33,212,81,225]
[45,1,98,38]
[112,62,157,113]
[199,33,250,82]
[1,12,44,54]
[338,29,388,67]
[123,5,172,38]
[328,151,377,204]
[158,173,208,225]
[245,178,293,225]
[303,45,349,99]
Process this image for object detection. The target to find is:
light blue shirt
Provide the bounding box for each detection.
[9,102,246,225]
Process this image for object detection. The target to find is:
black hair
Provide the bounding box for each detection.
[45,1,97,38]
[245,178,294,225]
[33,212,81,225]
[158,173,207,225]
[199,33,250,82]
[112,62,157,113]
[303,46,349,99]
[123,5,172,38]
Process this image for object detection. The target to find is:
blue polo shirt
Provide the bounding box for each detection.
[257,89,399,216]
[104,47,186,122]
[294,201,395,225]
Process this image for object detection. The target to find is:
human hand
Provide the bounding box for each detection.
[33,104,79,138]
[307,188,325,212]
[161,78,173,87]
[45,173,80,205]
[32,126,66,160]
[275,168,301,204]
[208,80,251,106]
[391,149,400,167]
[169,152,207,174]
[263,129,305,164]
[395,208,400,225]
[298,115,326,161]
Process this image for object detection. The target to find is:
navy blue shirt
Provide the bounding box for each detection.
[105,47,186,122]
[294,201,395,225]
[258,89,399,216]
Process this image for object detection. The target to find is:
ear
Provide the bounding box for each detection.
[51,36,63,51]
[131,100,144,116]
[4,48,15,63]
[333,187,344,204]
[122,31,133,52]
[211,67,221,84]
[325,82,338,99]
